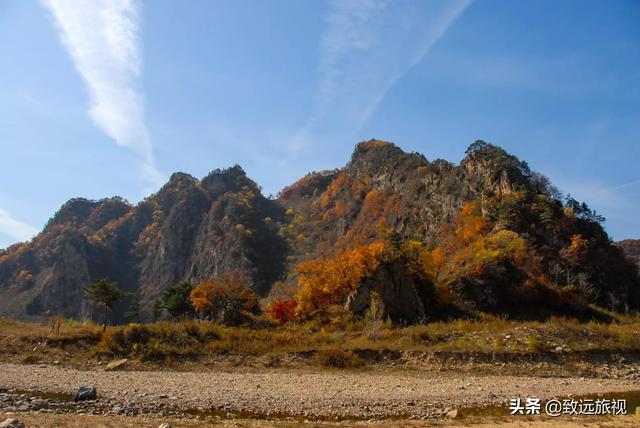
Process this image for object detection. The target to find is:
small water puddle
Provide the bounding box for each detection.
[6,388,640,422]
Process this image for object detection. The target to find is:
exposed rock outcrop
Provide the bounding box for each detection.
[345,261,429,323]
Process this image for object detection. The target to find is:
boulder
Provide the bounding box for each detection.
[105,358,128,371]
[446,408,462,419]
[73,386,97,401]
[0,419,25,428]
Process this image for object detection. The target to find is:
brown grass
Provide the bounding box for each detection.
[1,312,640,367]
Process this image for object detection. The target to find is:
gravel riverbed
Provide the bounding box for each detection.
[1,363,639,421]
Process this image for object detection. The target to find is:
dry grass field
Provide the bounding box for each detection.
[1,314,640,369]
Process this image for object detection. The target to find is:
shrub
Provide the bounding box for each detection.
[315,349,362,368]
[271,299,298,324]
[22,354,39,364]
[526,334,542,352]
[97,321,220,361]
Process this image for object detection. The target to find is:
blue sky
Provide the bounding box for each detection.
[0,0,638,248]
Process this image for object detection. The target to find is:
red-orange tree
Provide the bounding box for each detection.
[270,299,298,324]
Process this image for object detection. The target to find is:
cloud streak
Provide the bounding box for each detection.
[592,179,640,196]
[0,209,38,248]
[299,0,471,143]
[43,0,163,188]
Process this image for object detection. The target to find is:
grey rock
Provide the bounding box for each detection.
[158,424,173,428]
[345,260,426,323]
[74,386,97,401]
[0,419,25,428]
[31,399,48,410]
[16,404,32,412]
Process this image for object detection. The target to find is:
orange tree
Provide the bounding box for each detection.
[294,241,385,317]
[189,271,259,325]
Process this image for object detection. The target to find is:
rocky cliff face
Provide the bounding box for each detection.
[0,140,635,321]
[345,261,431,323]
[618,239,640,268]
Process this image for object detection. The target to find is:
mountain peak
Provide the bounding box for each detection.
[347,140,428,177]
[45,197,130,231]
[201,165,257,198]
[461,140,532,194]
[350,139,402,161]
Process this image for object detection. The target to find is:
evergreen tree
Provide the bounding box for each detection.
[161,282,195,319]
[83,278,129,332]
[151,299,162,322]
[124,292,142,323]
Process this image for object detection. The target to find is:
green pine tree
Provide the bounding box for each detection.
[124,292,142,323]
[83,278,129,332]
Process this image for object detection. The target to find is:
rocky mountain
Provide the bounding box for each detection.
[0,166,286,320]
[0,140,638,321]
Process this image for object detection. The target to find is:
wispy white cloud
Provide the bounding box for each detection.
[0,209,38,248]
[556,179,626,210]
[293,0,471,150]
[42,0,164,189]
[592,179,640,196]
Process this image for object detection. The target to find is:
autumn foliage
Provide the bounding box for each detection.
[270,299,298,324]
[294,242,385,317]
[189,271,258,325]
